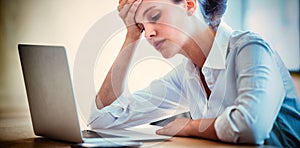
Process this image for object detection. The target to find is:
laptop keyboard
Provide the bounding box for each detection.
[82,130,124,138]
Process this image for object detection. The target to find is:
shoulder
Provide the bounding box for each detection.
[228,31,274,55]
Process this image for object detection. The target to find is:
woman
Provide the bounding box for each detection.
[89,0,300,146]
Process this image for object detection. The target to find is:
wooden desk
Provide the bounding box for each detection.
[0,110,274,148]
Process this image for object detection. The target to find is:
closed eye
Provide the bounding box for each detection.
[151,13,160,21]
[147,10,161,22]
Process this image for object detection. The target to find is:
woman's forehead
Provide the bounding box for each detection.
[135,0,177,19]
[141,0,171,3]
[138,0,173,9]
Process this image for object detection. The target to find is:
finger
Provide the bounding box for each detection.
[126,0,137,4]
[156,128,167,135]
[119,0,141,11]
[130,0,142,23]
[156,127,175,136]
[118,0,128,11]
[118,3,132,19]
[156,120,183,136]
[119,0,142,24]
[118,0,137,11]
[163,122,173,128]
[119,0,127,5]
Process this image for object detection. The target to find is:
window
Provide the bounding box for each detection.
[224,0,300,71]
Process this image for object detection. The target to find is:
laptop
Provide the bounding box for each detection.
[18,44,170,145]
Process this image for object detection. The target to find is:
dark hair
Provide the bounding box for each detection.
[171,0,227,31]
[172,0,183,4]
[198,0,227,31]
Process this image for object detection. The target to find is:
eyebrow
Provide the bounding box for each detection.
[143,6,156,18]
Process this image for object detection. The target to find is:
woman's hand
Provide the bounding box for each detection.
[156,118,193,137]
[118,0,143,40]
[156,118,219,141]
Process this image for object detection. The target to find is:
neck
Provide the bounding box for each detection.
[182,18,216,67]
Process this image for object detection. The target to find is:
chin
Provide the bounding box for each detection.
[162,54,173,59]
[161,52,176,59]
[160,47,181,59]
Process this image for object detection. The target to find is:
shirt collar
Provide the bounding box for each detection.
[203,20,233,70]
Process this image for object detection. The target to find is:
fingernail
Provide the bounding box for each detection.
[156,130,160,134]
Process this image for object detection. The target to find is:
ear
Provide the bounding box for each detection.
[185,0,197,15]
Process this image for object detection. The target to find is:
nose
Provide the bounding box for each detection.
[143,24,156,39]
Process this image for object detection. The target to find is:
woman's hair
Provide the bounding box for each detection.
[198,0,227,31]
[172,0,228,31]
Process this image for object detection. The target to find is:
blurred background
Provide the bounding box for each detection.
[0,0,299,133]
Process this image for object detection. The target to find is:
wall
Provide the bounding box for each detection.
[0,0,118,116]
[0,0,299,123]
[0,0,182,123]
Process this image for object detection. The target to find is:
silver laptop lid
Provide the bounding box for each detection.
[18,44,83,143]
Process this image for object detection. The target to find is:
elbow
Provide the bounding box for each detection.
[234,117,271,145]
[89,119,123,129]
[218,125,268,145]
[88,115,117,129]
[219,108,271,145]
[88,119,110,129]
[89,120,101,129]
[238,126,268,145]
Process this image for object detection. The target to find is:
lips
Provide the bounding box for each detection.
[153,39,165,51]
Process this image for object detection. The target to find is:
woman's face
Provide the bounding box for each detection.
[135,0,194,58]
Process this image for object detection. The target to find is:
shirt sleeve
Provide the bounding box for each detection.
[214,39,286,144]
[88,63,189,129]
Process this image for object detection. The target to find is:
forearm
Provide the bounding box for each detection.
[96,34,140,109]
[95,0,143,109]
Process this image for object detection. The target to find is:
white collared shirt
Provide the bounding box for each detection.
[88,21,299,145]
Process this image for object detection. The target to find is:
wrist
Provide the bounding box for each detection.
[126,27,142,41]
[126,32,141,41]
[188,119,199,137]
[122,31,141,52]
[190,118,219,140]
